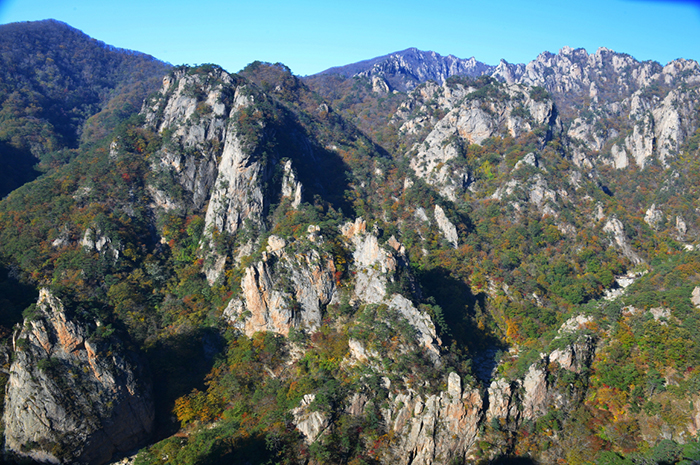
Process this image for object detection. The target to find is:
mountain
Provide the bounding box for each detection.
[0,19,170,197]
[314,47,494,92]
[2,22,700,465]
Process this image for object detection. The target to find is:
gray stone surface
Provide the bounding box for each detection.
[3,290,153,465]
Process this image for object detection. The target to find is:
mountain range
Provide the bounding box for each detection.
[1,19,700,465]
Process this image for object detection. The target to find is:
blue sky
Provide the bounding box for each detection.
[1,0,699,76]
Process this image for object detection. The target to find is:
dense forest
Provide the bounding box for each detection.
[2,20,700,465]
[0,19,169,196]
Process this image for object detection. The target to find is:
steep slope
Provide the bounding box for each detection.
[305,48,495,153]
[0,19,169,196]
[130,63,617,464]
[303,45,700,463]
[4,289,153,465]
[493,46,700,170]
[0,62,423,463]
[307,46,700,173]
[3,30,700,464]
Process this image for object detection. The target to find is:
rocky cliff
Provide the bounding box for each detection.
[313,46,700,175]
[381,372,483,465]
[394,78,560,201]
[493,46,700,170]
[142,64,368,285]
[3,290,153,464]
[319,316,597,464]
[223,232,337,336]
[143,67,271,264]
[224,217,441,355]
[3,28,700,464]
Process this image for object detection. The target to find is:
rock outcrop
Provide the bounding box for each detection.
[343,218,400,304]
[281,159,303,209]
[317,48,494,92]
[143,68,271,241]
[603,215,643,265]
[353,324,595,465]
[492,46,672,103]
[80,226,121,261]
[341,218,441,356]
[143,69,234,211]
[403,80,559,200]
[486,320,596,431]
[692,287,700,309]
[382,373,483,465]
[434,205,458,248]
[644,204,664,230]
[291,393,329,443]
[223,233,337,336]
[3,289,153,465]
[494,46,700,170]
[143,67,326,284]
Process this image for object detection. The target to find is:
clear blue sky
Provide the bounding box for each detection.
[1,0,699,76]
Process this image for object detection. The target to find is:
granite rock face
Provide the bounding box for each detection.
[223,233,337,336]
[143,68,269,243]
[341,218,441,356]
[481,330,596,462]
[3,290,153,465]
[400,80,560,201]
[351,328,596,465]
[434,205,458,248]
[382,373,484,465]
[491,46,696,101]
[603,215,643,265]
[316,46,700,176]
[143,69,234,212]
[142,67,324,284]
[494,47,700,170]
[317,47,494,92]
[224,218,439,357]
[291,394,329,443]
[360,46,700,177]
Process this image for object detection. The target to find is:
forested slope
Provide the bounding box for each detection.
[0,19,169,197]
[1,24,700,465]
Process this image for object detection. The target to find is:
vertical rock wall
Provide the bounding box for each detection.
[3,290,153,465]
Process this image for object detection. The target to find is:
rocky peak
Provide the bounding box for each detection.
[403,79,560,200]
[492,47,700,171]
[315,48,494,92]
[143,64,345,285]
[492,46,665,100]
[142,67,243,211]
[223,232,337,337]
[380,372,484,465]
[3,289,153,464]
[341,218,441,356]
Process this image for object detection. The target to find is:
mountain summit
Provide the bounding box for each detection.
[315,47,494,91]
[3,21,700,465]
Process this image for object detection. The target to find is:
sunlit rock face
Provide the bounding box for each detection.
[3,289,153,465]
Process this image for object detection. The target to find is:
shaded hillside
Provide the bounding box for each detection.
[0,19,170,196]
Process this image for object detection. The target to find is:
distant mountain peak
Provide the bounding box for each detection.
[314,47,494,92]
